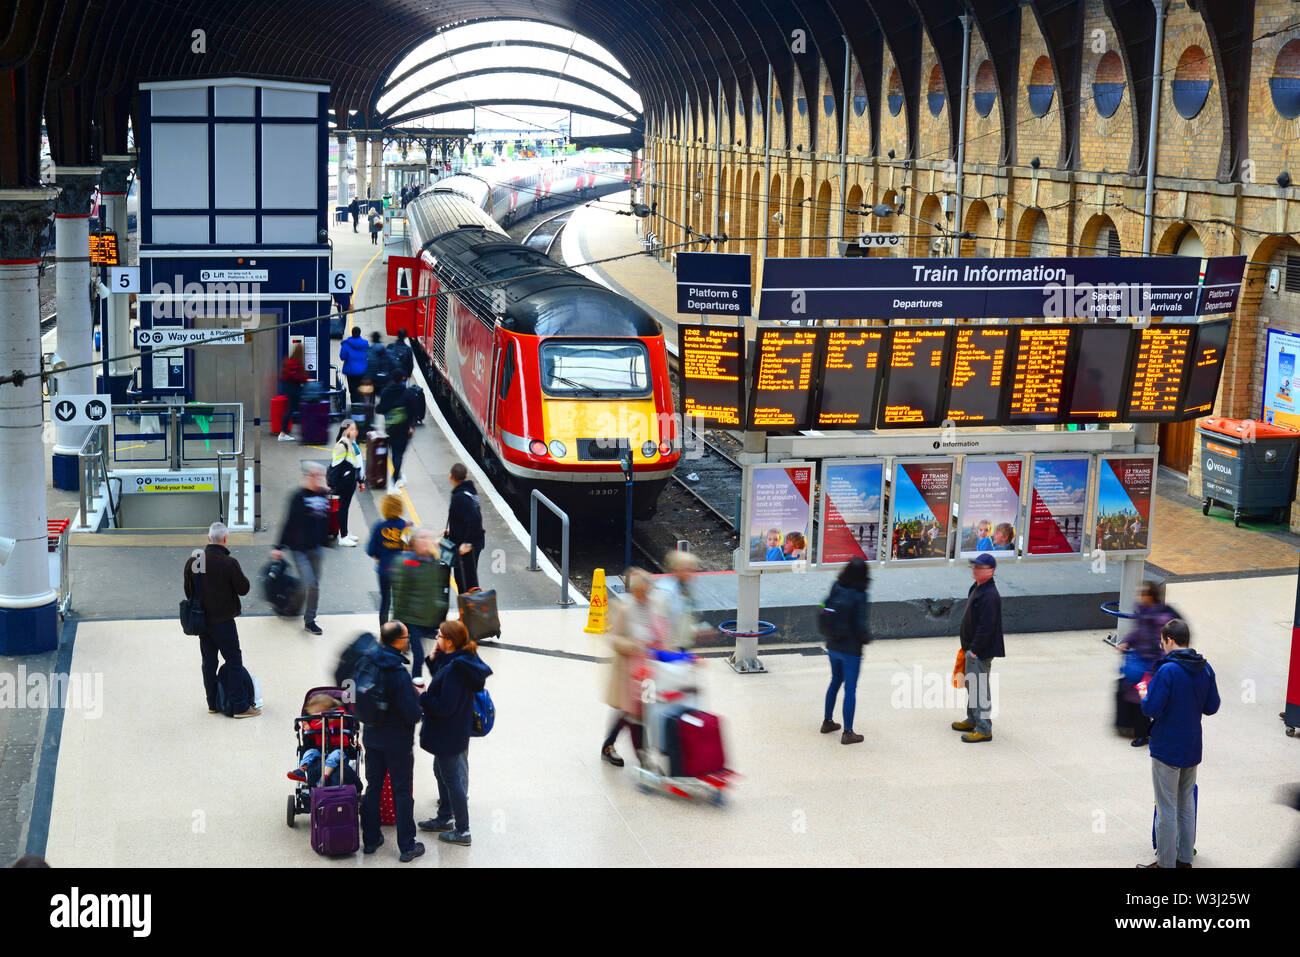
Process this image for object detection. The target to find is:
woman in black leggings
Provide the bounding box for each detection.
[329,420,365,545]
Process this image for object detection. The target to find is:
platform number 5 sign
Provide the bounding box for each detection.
[108,266,140,293]
[329,270,353,294]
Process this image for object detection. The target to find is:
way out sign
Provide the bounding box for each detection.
[52,394,111,427]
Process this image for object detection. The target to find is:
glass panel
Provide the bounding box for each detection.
[539,340,650,397]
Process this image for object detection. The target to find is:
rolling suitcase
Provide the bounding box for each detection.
[262,558,303,617]
[311,715,360,856]
[326,494,340,546]
[458,587,501,641]
[270,394,288,435]
[366,431,389,488]
[657,703,690,777]
[300,399,330,445]
[677,709,726,778]
[406,385,426,425]
[349,401,372,436]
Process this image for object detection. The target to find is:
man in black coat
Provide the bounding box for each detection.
[444,462,486,593]
[387,329,414,380]
[953,552,1004,743]
[377,374,414,488]
[271,463,331,635]
[348,197,359,232]
[360,621,425,863]
[184,522,258,717]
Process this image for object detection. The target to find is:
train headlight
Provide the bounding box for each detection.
[548,440,567,458]
[529,439,548,456]
[641,440,657,458]
[658,440,672,455]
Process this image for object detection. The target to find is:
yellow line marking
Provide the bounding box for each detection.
[356,247,382,292]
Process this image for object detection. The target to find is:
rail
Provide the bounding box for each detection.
[215,444,248,527]
[527,489,575,606]
[77,424,120,529]
[48,519,71,616]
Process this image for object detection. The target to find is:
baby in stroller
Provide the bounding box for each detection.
[286,688,364,828]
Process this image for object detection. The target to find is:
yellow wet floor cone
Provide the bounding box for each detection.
[584,568,608,634]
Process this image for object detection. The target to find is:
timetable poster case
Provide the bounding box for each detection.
[818,458,887,566]
[887,458,956,563]
[742,462,814,571]
[1025,454,1093,558]
[956,456,1026,561]
[677,323,746,428]
[1262,328,1300,430]
[1094,454,1157,556]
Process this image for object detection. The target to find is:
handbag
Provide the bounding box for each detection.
[179,568,207,636]
[1120,650,1147,687]
[951,648,966,689]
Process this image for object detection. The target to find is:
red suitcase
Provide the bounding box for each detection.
[380,771,396,826]
[270,394,288,435]
[326,494,340,545]
[677,710,726,778]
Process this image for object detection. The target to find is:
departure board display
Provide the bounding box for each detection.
[1006,326,1072,423]
[678,324,745,427]
[880,328,951,428]
[1126,325,1193,421]
[1179,320,1231,418]
[748,328,820,429]
[1065,325,1133,423]
[816,328,888,428]
[946,327,1010,424]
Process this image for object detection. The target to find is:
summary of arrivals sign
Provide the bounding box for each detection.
[757,255,1245,321]
[676,252,752,316]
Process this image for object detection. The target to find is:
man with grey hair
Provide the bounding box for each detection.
[271,462,332,635]
[185,521,257,716]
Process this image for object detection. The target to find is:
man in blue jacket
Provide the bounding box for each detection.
[338,326,370,406]
[952,553,1004,743]
[360,620,425,863]
[1138,618,1220,869]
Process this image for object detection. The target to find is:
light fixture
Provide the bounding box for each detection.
[1030,156,1041,169]
[1279,170,1292,188]
[871,204,895,217]
[888,149,895,159]
[693,191,703,204]
[772,211,784,224]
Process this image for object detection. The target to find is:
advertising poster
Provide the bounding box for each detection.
[1263,329,1300,430]
[1095,456,1156,553]
[819,460,886,565]
[745,463,813,568]
[889,460,954,561]
[958,458,1023,559]
[1026,456,1090,556]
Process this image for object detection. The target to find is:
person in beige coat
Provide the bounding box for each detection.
[600,570,666,768]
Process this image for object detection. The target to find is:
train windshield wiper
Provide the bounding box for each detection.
[549,374,601,396]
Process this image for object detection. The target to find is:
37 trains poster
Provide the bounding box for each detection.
[957,458,1023,559]
[1026,456,1090,556]
[889,460,954,561]
[819,460,885,565]
[745,463,813,568]
[1095,456,1156,553]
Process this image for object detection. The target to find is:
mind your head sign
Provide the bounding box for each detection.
[757,255,1245,321]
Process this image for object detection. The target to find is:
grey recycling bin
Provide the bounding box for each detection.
[1196,417,1300,526]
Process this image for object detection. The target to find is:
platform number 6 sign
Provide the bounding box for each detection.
[329,270,353,294]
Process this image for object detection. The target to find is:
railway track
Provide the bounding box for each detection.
[672,424,742,530]
[521,209,573,260]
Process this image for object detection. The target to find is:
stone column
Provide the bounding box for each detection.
[335,134,349,208]
[52,167,101,490]
[0,189,60,653]
[370,138,383,202]
[355,136,370,205]
[99,156,135,394]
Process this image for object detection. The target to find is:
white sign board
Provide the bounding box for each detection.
[199,269,268,282]
[126,471,217,493]
[108,266,140,293]
[859,233,902,248]
[329,270,353,294]
[134,328,245,347]
[51,394,111,427]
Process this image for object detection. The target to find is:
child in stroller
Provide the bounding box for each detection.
[286,688,363,828]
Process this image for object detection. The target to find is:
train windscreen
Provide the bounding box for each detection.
[540,340,651,397]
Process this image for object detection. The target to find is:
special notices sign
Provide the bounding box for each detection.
[677,324,745,427]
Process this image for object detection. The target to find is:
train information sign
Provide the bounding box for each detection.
[880,328,951,428]
[946,327,1010,424]
[748,328,819,430]
[1126,325,1193,420]
[816,328,888,428]
[678,323,745,427]
[1006,326,1072,423]
[89,232,119,266]
[1063,325,1133,424]
[1179,319,1231,418]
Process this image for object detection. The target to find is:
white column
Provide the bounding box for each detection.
[0,188,60,653]
[335,135,348,207]
[355,136,370,203]
[52,167,101,464]
[370,138,383,200]
[100,156,134,381]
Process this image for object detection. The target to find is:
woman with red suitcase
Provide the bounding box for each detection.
[278,343,309,441]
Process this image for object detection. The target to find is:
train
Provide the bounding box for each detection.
[431,153,632,227]
[384,156,679,519]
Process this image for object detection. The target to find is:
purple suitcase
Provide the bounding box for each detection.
[310,715,359,856]
[300,399,330,446]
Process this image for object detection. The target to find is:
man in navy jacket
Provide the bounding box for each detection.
[444,462,486,593]
[1138,618,1220,868]
[953,553,1004,743]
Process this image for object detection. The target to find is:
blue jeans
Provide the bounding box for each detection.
[825,649,861,732]
[377,571,392,629]
[407,624,436,679]
[433,750,470,832]
[289,548,323,623]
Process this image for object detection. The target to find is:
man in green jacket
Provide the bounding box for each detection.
[390,527,449,679]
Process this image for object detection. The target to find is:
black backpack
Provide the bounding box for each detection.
[216,663,256,717]
[335,632,379,688]
[351,648,390,726]
[262,559,303,617]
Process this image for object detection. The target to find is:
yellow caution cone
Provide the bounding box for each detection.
[584,568,608,634]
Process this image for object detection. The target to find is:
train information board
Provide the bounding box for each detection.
[1006,326,1072,423]
[945,327,1010,424]
[678,324,745,427]
[748,328,820,430]
[89,232,120,266]
[1179,319,1231,418]
[1064,325,1133,424]
[816,328,887,428]
[880,328,951,428]
[1126,325,1193,421]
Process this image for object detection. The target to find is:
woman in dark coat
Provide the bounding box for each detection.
[1116,579,1178,745]
[821,557,871,745]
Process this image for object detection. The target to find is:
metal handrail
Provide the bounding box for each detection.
[528,489,575,606]
[76,425,118,529]
[215,445,247,527]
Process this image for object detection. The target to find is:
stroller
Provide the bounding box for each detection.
[285,686,363,829]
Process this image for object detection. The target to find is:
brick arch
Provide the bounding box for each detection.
[747,170,763,285]
[845,182,864,244]
[1155,221,1202,256]
[811,180,832,257]
[914,193,942,258]
[728,167,744,247]
[1078,212,1121,255]
[1219,232,1300,419]
[784,176,805,258]
[959,199,991,257]
[1013,206,1048,256]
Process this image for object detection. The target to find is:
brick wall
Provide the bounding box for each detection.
[917,39,951,165]
[1078,4,1136,174]
[1155,8,1222,181]
[881,55,907,159]
[964,35,1002,168]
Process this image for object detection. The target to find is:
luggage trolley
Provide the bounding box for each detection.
[634,648,734,806]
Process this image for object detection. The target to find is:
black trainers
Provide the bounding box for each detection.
[438,830,471,846]
[399,841,425,862]
[841,730,864,745]
[304,621,323,636]
[363,836,384,855]
[1130,736,1150,748]
[601,745,624,767]
[419,817,455,832]
[820,719,841,734]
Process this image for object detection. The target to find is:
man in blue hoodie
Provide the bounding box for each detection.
[1138,618,1220,869]
[360,620,426,862]
[338,326,370,406]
